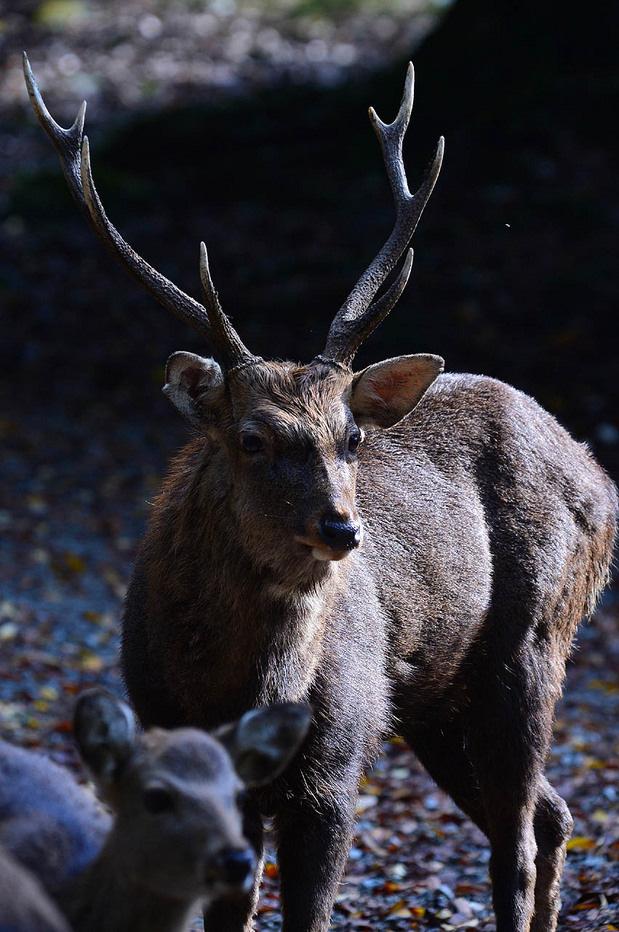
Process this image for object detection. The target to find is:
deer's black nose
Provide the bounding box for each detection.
[318,516,362,551]
[218,847,255,885]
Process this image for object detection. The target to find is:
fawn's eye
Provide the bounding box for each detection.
[347,428,363,453]
[143,786,174,814]
[241,433,264,455]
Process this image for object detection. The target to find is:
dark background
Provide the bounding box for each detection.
[1,0,618,467]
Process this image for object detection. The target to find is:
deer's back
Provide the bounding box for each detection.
[0,844,72,932]
[358,373,617,713]
[0,741,109,898]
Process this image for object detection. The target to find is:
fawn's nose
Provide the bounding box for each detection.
[218,847,255,885]
[318,514,362,551]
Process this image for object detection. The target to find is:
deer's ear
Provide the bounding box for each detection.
[163,352,224,425]
[350,354,444,428]
[215,704,311,787]
[74,690,137,792]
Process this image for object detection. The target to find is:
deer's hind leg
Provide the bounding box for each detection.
[465,634,571,932]
[409,710,540,931]
[530,777,573,932]
[404,718,488,835]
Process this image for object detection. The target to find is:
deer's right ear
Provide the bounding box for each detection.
[163,352,224,425]
[74,690,137,791]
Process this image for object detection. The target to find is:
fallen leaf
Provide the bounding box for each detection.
[567,837,597,852]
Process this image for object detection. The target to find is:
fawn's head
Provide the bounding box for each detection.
[24,56,444,576]
[74,691,310,904]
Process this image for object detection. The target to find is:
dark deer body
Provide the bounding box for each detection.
[0,844,72,932]
[122,367,616,932]
[24,55,617,932]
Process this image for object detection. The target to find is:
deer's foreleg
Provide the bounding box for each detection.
[275,785,358,932]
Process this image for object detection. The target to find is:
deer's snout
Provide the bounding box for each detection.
[217,846,255,887]
[318,514,362,552]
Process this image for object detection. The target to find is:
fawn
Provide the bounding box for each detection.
[0,690,309,932]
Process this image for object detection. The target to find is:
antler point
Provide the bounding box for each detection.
[72,100,87,135]
[22,51,34,86]
[199,241,210,269]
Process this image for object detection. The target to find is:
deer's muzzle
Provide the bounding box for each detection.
[318,515,362,552]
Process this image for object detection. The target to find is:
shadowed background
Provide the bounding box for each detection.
[2,0,617,459]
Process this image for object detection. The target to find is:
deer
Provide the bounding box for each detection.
[0,688,310,932]
[23,52,618,932]
[0,844,72,932]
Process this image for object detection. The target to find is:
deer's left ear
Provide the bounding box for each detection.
[73,690,137,793]
[350,354,444,428]
[163,352,224,426]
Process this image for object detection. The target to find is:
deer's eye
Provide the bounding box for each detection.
[143,786,174,814]
[241,433,264,455]
[348,428,364,453]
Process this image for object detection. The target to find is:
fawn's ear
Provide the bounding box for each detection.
[74,690,137,790]
[163,352,225,425]
[350,354,444,428]
[215,704,311,787]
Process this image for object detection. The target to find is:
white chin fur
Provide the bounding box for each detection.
[312,547,334,562]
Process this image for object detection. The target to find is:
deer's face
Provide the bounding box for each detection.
[112,729,255,902]
[225,362,363,568]
[164,353,443,578]
[74,692,310,908]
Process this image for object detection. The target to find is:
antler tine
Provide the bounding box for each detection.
[23,52,256,369]
[324,248,415,366]
[23,52,90,221]
[199,243,259,368]
[321,63,444,367]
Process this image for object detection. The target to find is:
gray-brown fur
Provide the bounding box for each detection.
[0,845,72,932]
[0,691,309,932]
[121,358,617,932]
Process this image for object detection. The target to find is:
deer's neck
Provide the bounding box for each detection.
[147,450,351,711]
[65,846,196,932]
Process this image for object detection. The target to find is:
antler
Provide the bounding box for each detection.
[22,52,257,371]
[319,63,444,368]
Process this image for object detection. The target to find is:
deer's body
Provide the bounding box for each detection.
[122,370,616,932]
[0,844,72,932]
[125,371,613,727]
[0,693,309,932]
[0,738,109,902]
[24,55,617,932]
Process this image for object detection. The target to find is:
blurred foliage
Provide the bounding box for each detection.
[30,0,440,23]
[33,0,89,27]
